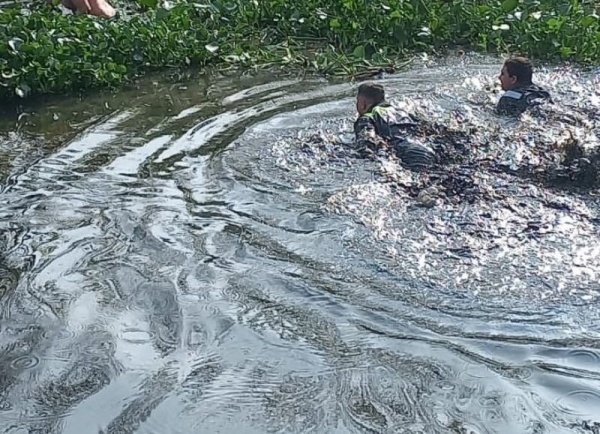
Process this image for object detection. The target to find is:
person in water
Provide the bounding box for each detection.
[353,82,435,171]
[497,56,552,115]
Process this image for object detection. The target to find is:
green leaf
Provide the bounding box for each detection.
[546,17,562,30]
[560,46,573,56]
[139,0,159,9]
[352,45,365,58]
[581,15,598,28]
[329,18,341,29]
[501,0,518,13]
[156,7,169,20]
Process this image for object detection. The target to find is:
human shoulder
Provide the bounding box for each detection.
[370,103,392,117]
[497,91,526,115]
[502,89,525,100]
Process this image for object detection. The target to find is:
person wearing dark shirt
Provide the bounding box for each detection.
[353,82,435,171]
[497,57,552,115]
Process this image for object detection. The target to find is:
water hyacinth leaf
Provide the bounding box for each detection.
[156,7,169,20]
[139,0,158,9]
[352,45,365,59]
[581,15,598,28]
[1,0,600,100]
[501,0,518,13]
[560,47,573,56]
[546,18,562,30]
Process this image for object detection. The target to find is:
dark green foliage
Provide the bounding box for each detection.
[1,0,599,100]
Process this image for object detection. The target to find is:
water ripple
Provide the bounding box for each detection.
[8,354,40,371]
[555,390,600,418]
[0,58,599,433]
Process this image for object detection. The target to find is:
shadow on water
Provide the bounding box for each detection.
[1,55,600,434]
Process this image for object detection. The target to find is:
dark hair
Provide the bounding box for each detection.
[357,82,385,105]
[503,57,533,85]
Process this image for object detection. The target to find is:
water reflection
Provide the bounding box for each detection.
[1,57,599,434]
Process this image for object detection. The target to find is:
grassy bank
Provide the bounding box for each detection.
[1,0,599,100]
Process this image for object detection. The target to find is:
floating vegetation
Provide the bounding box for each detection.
[1,0,600,99]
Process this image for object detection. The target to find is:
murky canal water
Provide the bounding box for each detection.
[1,56,600,434]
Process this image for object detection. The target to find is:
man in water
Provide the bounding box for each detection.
[353,82,436,171]
[497,56,552,115]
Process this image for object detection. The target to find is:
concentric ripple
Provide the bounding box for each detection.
[555,390,600,418]
[8,354,41,371]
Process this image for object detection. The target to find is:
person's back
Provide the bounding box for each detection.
[353,82,435,171]
[496,57,552,116]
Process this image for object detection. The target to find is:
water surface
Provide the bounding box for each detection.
[1,56,600,434]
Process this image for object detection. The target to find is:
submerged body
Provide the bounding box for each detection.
[353,102,436,171]
[497,57,552,116]
[497,84,553,116]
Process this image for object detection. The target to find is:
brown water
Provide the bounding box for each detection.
[1,56,600,434]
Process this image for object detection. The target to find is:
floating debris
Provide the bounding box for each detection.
[262,69,600,303]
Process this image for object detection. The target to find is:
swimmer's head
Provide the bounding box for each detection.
[499,57,533,91]
[356,82,385,116]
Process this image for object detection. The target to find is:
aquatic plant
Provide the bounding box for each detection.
[1,0,599,100]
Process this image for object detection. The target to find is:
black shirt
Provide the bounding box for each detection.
[353,102,435,171]
[497,84,553,116]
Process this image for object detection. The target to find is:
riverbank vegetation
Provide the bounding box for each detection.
[1,0,599,100]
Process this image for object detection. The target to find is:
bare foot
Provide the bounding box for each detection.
[88,0,116,17]
[61,0,116,18]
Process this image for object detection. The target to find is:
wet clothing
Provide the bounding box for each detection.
[496,84,552,116]
[353,102,436,171]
